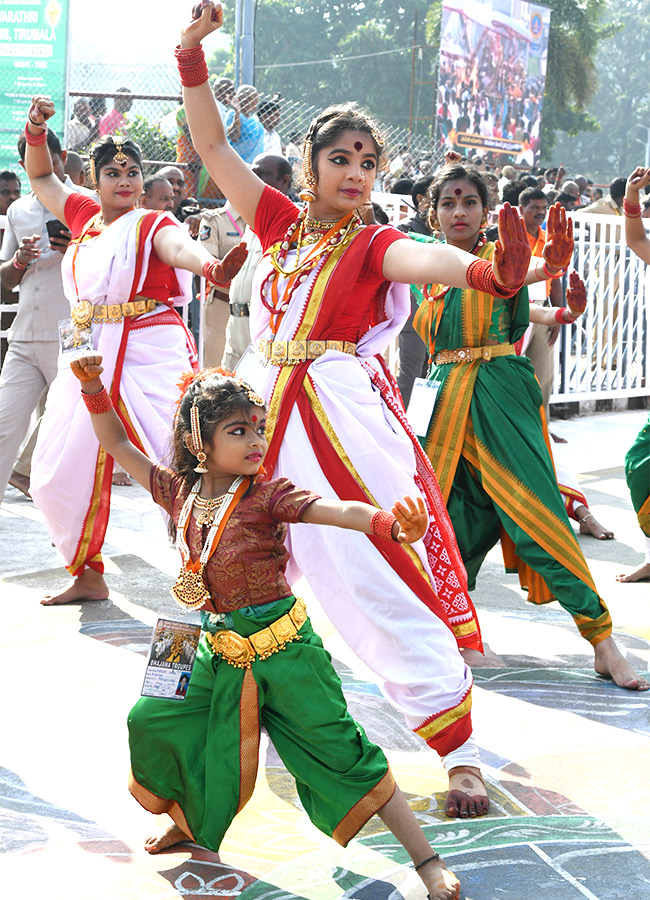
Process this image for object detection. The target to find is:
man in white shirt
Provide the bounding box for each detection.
[0,130,74,501]
[258,99,283,156]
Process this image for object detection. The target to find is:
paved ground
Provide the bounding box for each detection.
[1,409,648,900]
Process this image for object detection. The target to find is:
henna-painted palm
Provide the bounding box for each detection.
[492,203,531,289]
[566,271,587,318]
[207,241,248,284]
[543,202,574,271]
[392,495,428,543]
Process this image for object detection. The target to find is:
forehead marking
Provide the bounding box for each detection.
[354,141,363,151]
[454,188,462,195]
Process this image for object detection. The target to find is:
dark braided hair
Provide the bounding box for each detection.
[168,370,265,539]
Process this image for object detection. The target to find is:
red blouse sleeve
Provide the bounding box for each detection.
[359,224,408,284]
[254,185,300,252]
[150,463,185,518]
[64,193,101,238]
[265,477,320,523]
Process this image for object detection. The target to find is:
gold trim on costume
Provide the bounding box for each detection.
[204,599,308,668]
[71,298,157,326]
[332,768,395,847]
[236,668,261,813]
[260,338,357,366]
[415,692,472,743]
[434,343,515,365]
[128,769,197,841]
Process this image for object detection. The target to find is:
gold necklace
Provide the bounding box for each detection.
[304,214,340,232]
[193,493,230,527]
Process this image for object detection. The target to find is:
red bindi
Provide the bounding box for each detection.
[251,414,258,423]
[455,188,462,195]
[354,141,363,151]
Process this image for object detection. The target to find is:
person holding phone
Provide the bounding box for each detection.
[0,128,74,503]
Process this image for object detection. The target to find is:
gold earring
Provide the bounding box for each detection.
[190,403,208,474]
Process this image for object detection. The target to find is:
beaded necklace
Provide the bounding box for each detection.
[171,475,247,610]
[260,209,362,337]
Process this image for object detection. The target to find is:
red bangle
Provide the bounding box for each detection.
[466,257,518,298]
[554,307,574,324]
[623,199,642,218]
[24,123,48,146]
[12,251,29,269]
[175,44,209,88]
[81,387,113,414]
[371,509,398,541]
[543,261,566,279]
[202,259,228,286]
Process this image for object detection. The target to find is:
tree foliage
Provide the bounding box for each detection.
[212,0,436,131]
[552,0,650,180]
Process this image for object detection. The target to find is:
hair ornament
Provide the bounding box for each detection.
[190,401,209,473]
[113,138,128,167]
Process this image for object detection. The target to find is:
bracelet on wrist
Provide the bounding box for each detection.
[24,122,48,146]
[81,386,113,414]
[202,259,228,286]
[12,250,30,270]
[543,261,567,279]
[466,257,519,298]
[370,509,399,541]
[27,114,47,131]
[623,199,642,218]
[554,307,574,324]
[175,44,209,88]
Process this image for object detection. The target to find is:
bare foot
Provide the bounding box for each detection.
[549,431,568,444]
[111,470,132,486]
[594,636,649,691]
[616,561,650,583]
[144,822,192,854]
[41,568,109,605]
[445,766,489,818]
[417,855,460,900]
[577,509,614,540]
[8,470,31,499]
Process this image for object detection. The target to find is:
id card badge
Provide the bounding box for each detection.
[407,378,441,440]
[235,342,269,396]
[58,318,93,358]
[141,616,202,701]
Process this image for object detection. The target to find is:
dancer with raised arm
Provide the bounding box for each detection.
[71,355,460,900]
[23,95,246,605]
[411,164,647,690]
[617,167,650,583]
[175,0,545,819]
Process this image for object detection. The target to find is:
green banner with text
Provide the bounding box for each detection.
[0,0,70,178]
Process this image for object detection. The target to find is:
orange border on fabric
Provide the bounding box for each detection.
[332,768,396,847]
[68,445,109,575]
[638,494,650,536]
[462,423,598,592]
[182,477,250,573]
[236,667,261,814]
[128,769,196,841]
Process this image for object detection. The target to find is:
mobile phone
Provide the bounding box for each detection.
[46,219,69,240]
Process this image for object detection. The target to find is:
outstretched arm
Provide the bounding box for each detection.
[24,96,75,224]
[302,495,428,544]
[154,225,248,281]
[528,272,586,325]
[70,355,154,491]
[623,167,650,264]
[179,2,264,227]
[383,203,531,292]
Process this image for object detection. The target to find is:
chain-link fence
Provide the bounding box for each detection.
[67,62,444,206]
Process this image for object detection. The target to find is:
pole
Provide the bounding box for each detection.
[241,0,256,86]
[408,11,417,135]
[234,0,242,88]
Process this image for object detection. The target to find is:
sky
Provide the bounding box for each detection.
[69,0,230,65]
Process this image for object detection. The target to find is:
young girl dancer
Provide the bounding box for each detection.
[411,164,647,690]
[70,354,460,900]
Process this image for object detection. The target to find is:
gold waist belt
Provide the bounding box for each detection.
[434,343,515,365]
[259,338,357,366]
[204,598,307,669]
[71,298,158,327]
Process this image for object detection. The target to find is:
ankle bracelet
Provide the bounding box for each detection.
[414,852,440,871]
